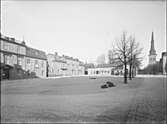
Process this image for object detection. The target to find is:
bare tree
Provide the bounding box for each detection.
[128,36,143,80]
[113,32,130,84]
[112,32,143,83]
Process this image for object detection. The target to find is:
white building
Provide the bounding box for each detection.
[24,47,47,78]
[47,52,85,77]
[88,67,113,75]
[47,53,67,76]
[0,34,47,79]
[162,52,167,74]
[87,63,123,76]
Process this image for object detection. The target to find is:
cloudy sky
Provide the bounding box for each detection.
[1,0,166,68]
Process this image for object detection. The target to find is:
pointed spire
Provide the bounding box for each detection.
[151,32,154,50]
[149,32,156,55]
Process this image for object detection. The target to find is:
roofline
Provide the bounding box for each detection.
[1,36,26,47]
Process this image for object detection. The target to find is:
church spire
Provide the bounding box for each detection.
[149,32,156,55]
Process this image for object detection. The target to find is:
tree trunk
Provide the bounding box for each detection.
[124,62,127,84]
[129,63,132,80]
[132,66,134,78]
[132,66,135,78]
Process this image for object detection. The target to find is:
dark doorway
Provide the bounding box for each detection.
[1,64,12,80]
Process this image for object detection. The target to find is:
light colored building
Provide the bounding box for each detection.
[87,64,123,76]
[0,34,47,79]
[47,53,67,77]
[0,35,26,79]
[25,47,47,78]
[162,52,167,74]
[47,52,85,77]
[88,67,113,75]
[0,35,26,69]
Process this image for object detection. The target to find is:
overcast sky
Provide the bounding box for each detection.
[1,0,166,68]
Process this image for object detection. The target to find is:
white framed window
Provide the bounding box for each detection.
[5,55,10,65]
[3,42,8,51]
[27,59,30,64]
[18,57,22,66]
[35,60,39,68]
[1,52,4,63]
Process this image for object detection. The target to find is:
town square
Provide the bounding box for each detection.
[1,0,166,123]
[1,76,166,123]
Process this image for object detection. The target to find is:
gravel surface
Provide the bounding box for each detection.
[1,76,166,123]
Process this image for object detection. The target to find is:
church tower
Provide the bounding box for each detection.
[148,32,157,65]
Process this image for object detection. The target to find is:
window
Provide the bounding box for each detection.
[14,44,18,53]
[41,61,44,67]
[27,59,30,64]
[18,57,22,66]
[12,55,17,65]
[3,42,8,51]
[0,40,3,50]
[17,46,20,54]
[1,52,4,63]
[35,60,39,68]
[20,47,26,55]
[4,55,10,65]
[8,43,14,53]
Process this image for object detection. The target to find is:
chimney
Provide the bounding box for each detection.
[22,41,26,45]
[11,38,15,41]
[55,52,58,56]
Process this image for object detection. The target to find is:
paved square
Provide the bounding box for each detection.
[1,76,166,123]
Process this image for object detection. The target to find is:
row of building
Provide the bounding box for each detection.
[0,33,132,80]
[0,34,47,80]
[1,32,166,80]
[0,34,85,80]
[47,53,85,77]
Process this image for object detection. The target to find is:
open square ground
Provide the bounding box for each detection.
[1,76,166,123]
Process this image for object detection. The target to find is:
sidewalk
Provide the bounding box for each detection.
[136,74,167,78]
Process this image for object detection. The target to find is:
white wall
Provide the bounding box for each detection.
[25,57,47,78]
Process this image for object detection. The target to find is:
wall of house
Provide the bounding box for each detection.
[1,36,47,79]
[25,57,47,78]
[163,55,167,74]
[88,68,113,75]
[47,54,85,77]
[0,40,26,55]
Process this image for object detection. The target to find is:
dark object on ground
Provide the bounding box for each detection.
[89,77,97,79]
[101,84,108,89]
[106,81,115,87]
[101,81,115,89]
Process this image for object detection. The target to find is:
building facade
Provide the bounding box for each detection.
[47,52,85,77]
[25,47,47,78]
[0,35,26,68]
[162,52,167,74]
[148,32,157,65]
[47,53,67,77]
[87,64,123,76]
[0,34,47,80]
[88,67,113,75]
